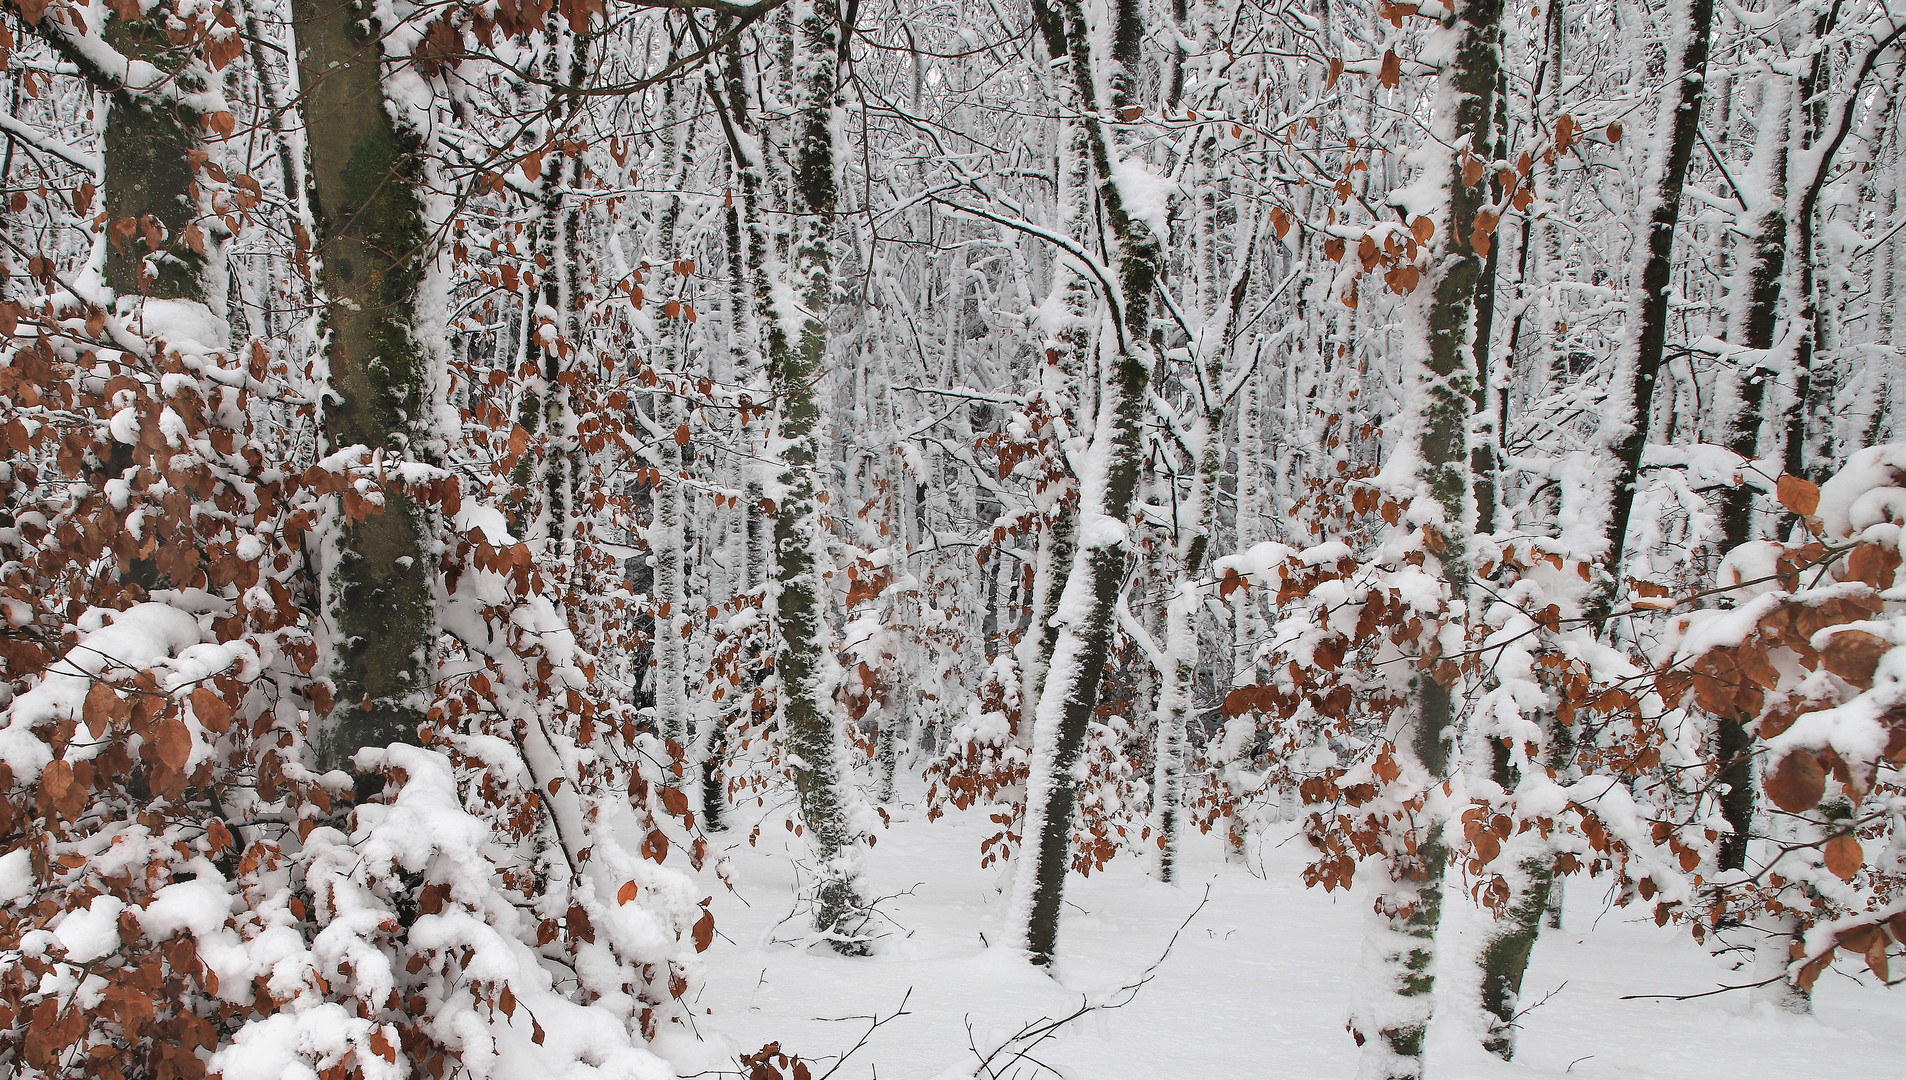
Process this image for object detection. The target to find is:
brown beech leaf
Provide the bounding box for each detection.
[1824,833,1863,881]
[616,880,638,905]
[190,687,232,732]
[673,424,691,446]
[659,785,689,816]
[155,717,192,771]
[1820,628,1890,688]
[1796,951,1834,992]
[83,682,119,738]
[1776,474,1820,516]
[1765,750,1826,814]
[40,759,73,804]
[692,909,715,952]
[1844,542,1901,589]
[1379,49,1401,89]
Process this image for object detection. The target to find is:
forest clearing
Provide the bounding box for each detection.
[1,0,1905,1076]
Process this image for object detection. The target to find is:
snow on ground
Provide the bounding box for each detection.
[670,775,1906,1080]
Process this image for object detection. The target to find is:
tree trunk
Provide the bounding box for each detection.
[292,0,438,786]
[1352,0,1502,1072]
[650,75,694,756]
[1011,0,1164,969]
[1597,0,1715,608]
[745,0,873,951]
[89,16,207,301]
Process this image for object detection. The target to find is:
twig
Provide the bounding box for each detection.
[1618,972,1785,1001]
[963,884,1212,1079]
[812,988,914,1080]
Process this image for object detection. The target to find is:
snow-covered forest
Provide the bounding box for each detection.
[1,0,1904,1075]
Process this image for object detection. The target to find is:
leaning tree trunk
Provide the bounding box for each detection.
[1009,0,1165,968]
[1596,0,1715,612]
[292,0,438,787]
[1350,0,1501,1073]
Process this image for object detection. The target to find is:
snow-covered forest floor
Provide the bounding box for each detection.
[660,773,1906,1080]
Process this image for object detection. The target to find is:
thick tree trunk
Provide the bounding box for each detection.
[736,0,873,951]
[90,17,206,301]
[1353,0,1501,1073]
[293,0,438,784]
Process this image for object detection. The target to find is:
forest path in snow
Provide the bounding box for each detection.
[667,775,1906,1079]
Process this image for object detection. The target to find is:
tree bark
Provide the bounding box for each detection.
[717,0,874,951]
[1597,0,1715,609]
[1353,0,1502,1072]
[292,0,438,785]
[1011,0,1164,969]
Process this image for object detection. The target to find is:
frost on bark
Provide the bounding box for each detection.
[1472,64,1547,1063]
[649,74,693,757]
[766,0,872,952]
[1151,226,1246,883]
[1597,0,1714,610]
[1713,79,1789,881]
[1352,0,1502,1071]
[294,0,437,784]
[1010,0,1162,968]
[1011,0,1087,734]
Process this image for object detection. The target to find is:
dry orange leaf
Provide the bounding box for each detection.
[1824,833,1863,881]
[1765,750,1825,814]
[1776,474,1820,516]
[1820,628,1890,688]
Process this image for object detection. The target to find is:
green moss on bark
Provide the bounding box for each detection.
[293,0,436,778]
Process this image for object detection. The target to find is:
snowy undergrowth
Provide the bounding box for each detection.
[679,771,1906,1080]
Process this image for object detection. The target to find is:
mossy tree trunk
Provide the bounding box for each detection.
[709,0,873,951]
[1011,0,1164,968]
[292,0,438,785]
[1352,0,1501,1073]
[77,16,209,301]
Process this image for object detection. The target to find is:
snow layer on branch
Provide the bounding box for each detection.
[1818,443,1906,538]
[1110,155,1177,244]
[0,603,208,782]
